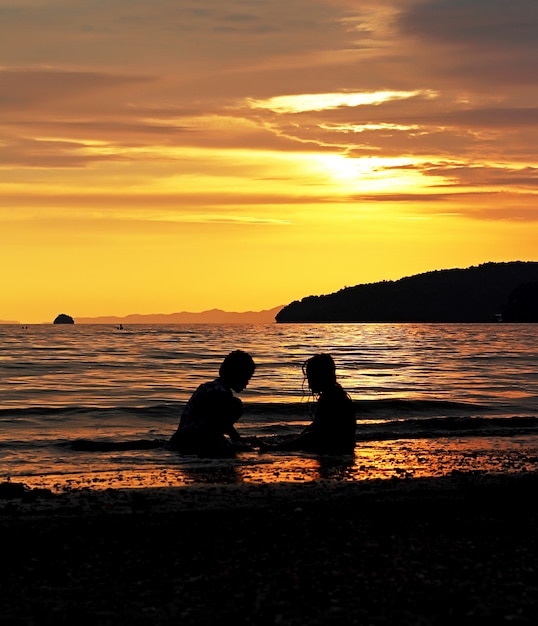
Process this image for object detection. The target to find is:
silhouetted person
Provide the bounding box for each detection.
[262,353,356,455]
[168,350,256,457]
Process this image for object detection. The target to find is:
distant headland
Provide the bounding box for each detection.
[276,261,538,323]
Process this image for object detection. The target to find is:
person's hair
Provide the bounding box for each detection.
[219,350,255,380]
[302,353,336,393]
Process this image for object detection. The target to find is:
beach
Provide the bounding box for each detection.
[2,471,537,625]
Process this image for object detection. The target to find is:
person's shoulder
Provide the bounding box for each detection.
[194,379,224,394]
[214,377,233,393]
[200,378,221,388]
[324,384,354,407]
[198,378,233,395]
[324,383,350,398]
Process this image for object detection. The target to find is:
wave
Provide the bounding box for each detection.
[46,416,538,454]
[0,404,182,420]
[0,398,488,419]
[1,401,536,454]
[354,398,490,415]
[61,439,168,452]
[245,398,492,418]
[355,415,538,441]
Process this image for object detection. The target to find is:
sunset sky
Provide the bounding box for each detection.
[1,0,537,323]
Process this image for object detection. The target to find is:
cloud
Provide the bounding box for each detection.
[395,0,538,87]
[1,1,538,213]
[0,69,153,111]
[0,0,352,70]
[397,0,538,49]
[247,90,435,113]
[422,164,538,189]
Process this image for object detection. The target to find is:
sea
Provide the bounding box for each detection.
[1,323,537,492]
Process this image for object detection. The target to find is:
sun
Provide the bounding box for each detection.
[305,153,433,195]
[313,153,360,182]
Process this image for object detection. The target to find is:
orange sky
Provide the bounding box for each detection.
[1,0,537,323]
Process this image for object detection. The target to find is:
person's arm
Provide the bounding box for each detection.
[223,396,244,443]
[260,428,317,451]
[226,425,241,442]
[260,397,323,452]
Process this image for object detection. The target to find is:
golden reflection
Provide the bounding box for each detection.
[17,436,538,494]
[313,455,356,480]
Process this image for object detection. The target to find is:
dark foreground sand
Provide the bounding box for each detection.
[1,472,538,625]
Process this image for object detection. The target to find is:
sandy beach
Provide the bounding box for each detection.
[2,471,537,625]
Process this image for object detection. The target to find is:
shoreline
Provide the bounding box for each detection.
[6,433,538,495]
[2,471,538,624]
[2,469,538,514]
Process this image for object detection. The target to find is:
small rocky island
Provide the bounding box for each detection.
[53,313,75,324]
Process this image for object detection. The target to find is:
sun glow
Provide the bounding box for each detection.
[69,145,437,198]
[306,154,444,194]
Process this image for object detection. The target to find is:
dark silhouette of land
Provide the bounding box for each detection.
[53,313,75,324]
[276,261,538,323]
[502,280,538,322]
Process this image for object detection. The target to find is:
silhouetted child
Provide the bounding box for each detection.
[263,353,356,454]
[167,350,256,457]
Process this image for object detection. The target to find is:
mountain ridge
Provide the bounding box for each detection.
[276,261,538,323]
[75,305,284,325]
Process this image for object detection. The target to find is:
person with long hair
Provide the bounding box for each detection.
[263,353,356,455]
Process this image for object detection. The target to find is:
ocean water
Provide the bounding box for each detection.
[1,323,537,491]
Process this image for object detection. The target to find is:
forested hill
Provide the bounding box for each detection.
[275,262,538,323]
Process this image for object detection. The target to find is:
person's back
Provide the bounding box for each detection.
[168,378,242,455]
[305,381,356,454]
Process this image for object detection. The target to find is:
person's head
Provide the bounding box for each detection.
[219,350,256,392]
[303,353,337,393]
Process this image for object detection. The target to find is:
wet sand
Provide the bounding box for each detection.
[1,471,538,625]
[13,435,538,494]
